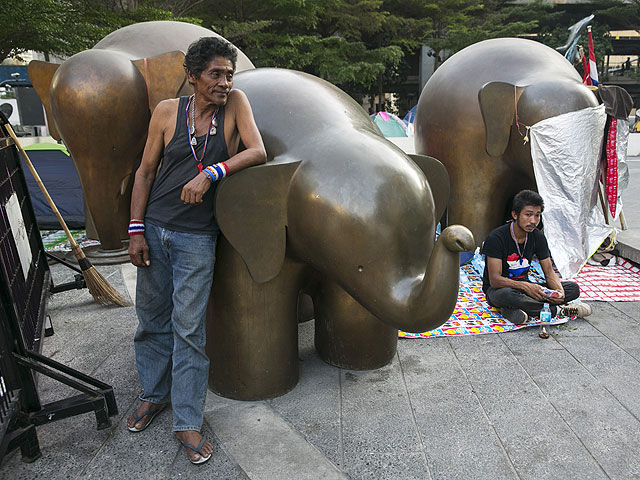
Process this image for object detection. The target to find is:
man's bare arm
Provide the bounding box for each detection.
[224,89,267,173]
[181,90,266,204]
[486,256,545,301]
[129,100,175,267]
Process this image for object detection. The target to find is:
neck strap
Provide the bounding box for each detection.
[509,221,528,260]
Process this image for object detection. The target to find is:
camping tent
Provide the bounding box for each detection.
[21,142,85,228]
[403,105,417,136]
[371,112,408,137]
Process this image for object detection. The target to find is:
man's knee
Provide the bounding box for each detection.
[562,281,580,302]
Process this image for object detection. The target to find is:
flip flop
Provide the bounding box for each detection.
[179,436,212,465]
[127,403,167,432]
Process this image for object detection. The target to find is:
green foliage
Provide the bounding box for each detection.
[3,0,639,112]
[0,0,199,63]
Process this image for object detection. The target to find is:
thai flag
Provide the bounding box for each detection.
[588,26,599,87]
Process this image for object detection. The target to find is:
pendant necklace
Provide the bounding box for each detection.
[185,94,219,172]
[509,222,528,265]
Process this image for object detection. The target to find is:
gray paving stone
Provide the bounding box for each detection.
[584,302,640,361]
[555,335,640,418]
[450,334,608,480]
[345,452,431,480]
[268,320,342,468]
[502,333,640,479]
[398,339,517,480]
[206,402,347,480]
[340,356,423,458]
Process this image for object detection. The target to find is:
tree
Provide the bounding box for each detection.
[0,0,199,64]
[192,0,403,101]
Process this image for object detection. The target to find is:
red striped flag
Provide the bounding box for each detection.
[587,26,599,86]
[581,46,591,85]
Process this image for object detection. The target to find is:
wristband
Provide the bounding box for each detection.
[203,162,229,183]
[128,220,145,236]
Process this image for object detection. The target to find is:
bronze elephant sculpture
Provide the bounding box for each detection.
[207,68,475,400]
[28,21,253,250]
[415,38,601,245]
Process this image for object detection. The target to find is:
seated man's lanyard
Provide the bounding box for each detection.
[510,222,528,265]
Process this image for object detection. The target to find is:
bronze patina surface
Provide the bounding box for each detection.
[28,21,254,250]
[415,38,599,245]
[208,68,474,400]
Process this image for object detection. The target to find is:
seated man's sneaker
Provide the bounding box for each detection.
[501,307,528,324]
[561,302,592,318]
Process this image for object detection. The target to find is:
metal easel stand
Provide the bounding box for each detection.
[12,350,118,430]
[45,251,87,294]
[2,347,118,464]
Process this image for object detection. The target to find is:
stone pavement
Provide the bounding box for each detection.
[1,159,639,480]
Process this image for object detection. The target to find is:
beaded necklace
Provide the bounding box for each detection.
[185,94,218,172]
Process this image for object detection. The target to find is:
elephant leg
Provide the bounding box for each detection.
[313,278,397,370]
[297,292,314,323]
[206,235,307,400]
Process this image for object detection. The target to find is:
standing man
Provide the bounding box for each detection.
[482,190,592,324]
[127,37,266,464]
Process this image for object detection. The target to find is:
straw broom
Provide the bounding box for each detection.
[2,120,132,307]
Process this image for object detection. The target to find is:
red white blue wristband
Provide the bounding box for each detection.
[128,220,145,236]
[203,162,229,183]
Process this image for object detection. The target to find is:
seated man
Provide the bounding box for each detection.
[482,189,592,324]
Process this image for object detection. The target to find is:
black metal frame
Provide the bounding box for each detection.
[0,119,118,465]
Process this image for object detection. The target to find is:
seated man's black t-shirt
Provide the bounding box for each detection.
[481,223,551,293]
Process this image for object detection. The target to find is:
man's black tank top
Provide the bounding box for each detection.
[145,96,229,235]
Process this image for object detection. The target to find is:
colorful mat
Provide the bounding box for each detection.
[41,230,100,252]
[573,258,640,301]
[399,264,567,338]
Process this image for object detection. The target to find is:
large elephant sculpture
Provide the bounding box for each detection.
[28,21,253,251]
[415,38,601,245]
[206,68,475,400]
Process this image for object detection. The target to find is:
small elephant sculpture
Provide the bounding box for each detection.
[28,21,253,250]
[206,68,475,400]
[415,38,601,245]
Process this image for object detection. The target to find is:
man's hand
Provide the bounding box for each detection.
[181,172,212,204]
[545,290,565,305]
[520,282,546,301]
[129,235,150,267]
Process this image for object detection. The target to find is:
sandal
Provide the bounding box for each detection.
[127,403,167,432]
[179,436,212,465]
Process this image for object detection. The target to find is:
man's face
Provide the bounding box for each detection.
[512,205,542,233]
[189,56,234,105]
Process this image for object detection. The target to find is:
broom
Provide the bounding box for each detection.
[0,116,132,307]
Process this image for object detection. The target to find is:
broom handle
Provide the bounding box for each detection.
[4,124,81,252]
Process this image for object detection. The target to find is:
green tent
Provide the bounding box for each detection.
[371,112,408,137]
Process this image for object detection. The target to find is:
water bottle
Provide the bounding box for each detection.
[540,303,552,323]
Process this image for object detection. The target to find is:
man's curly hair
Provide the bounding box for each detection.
[184,37,238,80]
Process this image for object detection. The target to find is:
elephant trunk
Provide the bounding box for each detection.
[357,225,475,334]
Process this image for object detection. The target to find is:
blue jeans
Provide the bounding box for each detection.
[134,222,217,432]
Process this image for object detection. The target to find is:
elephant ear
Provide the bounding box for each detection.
[27,60,61,140]
[408,154,449,222]
[132,51,186,114]
[215,161,301,283]
[479,81,524,157]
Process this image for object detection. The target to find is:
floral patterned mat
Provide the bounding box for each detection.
[399,263,569,338]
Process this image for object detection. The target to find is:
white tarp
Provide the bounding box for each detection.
[612,119,629,221]
[529,104,613,279]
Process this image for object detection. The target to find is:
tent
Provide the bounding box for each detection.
[21,142,85,229]
[402,105,417,136]
[403,105,417,127]
[371,112,408,137]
